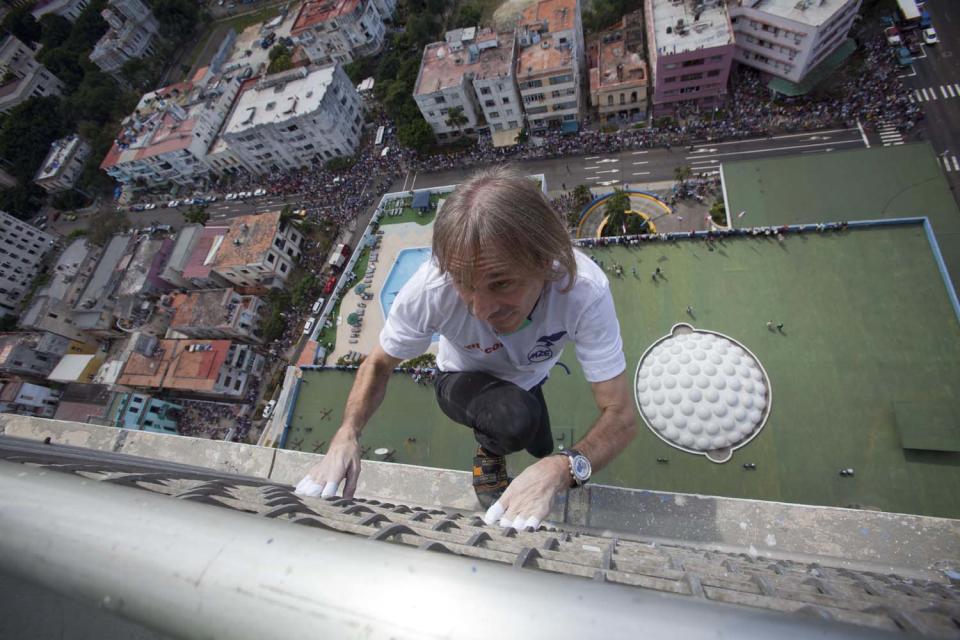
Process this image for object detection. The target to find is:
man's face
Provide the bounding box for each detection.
[451,253,545,335]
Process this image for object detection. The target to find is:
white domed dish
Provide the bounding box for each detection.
[634,323,772,463]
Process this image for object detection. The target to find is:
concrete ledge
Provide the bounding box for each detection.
[3,416,958,577]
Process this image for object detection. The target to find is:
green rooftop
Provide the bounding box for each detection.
[722,142,960,291]
[288,224,960,519]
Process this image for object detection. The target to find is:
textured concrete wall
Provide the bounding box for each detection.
[2,413,957,577]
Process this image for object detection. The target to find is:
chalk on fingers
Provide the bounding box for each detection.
[523,516,540,531]
[321,481,339,498]
[483,500,504,526]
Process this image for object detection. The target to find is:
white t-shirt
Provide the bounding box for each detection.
[380,250,625,390]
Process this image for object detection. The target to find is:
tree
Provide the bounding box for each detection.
[445,106,469,134]
[602,188,645,236]
[710,199,727,226]
[453,2,482,28]
[1,7,42,45]
[572,184,593,209]
[182,205,209,225]
[39,14,73,50]
[673,164,692,186]
[0,96,69,183]
[290,273,318,308]
[397,119,434,153]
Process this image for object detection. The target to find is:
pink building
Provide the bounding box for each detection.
[645,0,735,118]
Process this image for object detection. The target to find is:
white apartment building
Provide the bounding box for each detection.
[728,0,861,84]
[290,0,396,66]
[0,36,65,114]
[413,39,484,141]
[0,211,55,319]
[100,74,242,187]
[34,134,91,194]
[515,0,586,134]
[89,0,159,75]
[414,28,523,142]
[20,239,99,342]
[31,0,90,22]
[219,65,361,173]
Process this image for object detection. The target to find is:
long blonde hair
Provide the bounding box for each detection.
[432,165,577,291]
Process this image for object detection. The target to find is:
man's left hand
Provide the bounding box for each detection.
[481,454,569,530]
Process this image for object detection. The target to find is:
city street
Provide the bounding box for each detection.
[900,0,960,191]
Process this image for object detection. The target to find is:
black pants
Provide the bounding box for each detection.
[434,371,553,458]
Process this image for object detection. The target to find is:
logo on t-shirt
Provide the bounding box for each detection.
[527,331,567,363]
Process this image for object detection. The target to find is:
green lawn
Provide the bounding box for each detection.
[380,195,442,226]
[287,224,960,518]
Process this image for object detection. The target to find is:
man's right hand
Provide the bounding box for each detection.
[294,430,362,498]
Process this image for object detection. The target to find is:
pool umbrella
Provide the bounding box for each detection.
[347,313,360,326]
[355,284,367,294]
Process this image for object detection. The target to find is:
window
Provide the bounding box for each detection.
[267,253,275,264]
[680,72,703,82]
[502,97,510,104]
[490,111,500,118]
[479,86,491,95]
[682,58,704,67]
[664,76,676,84]
[707,69,721,78]
[485,99,495,107]
[619,94,625,105]
[280,263,288,273]
[607,95,614,106]
[435,96,446,104]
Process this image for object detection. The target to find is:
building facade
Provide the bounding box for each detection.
[112,392,181,434]
[0,378,61,418]
[89,0,159,75]
[290,0,396,66]
[31,0,90,22]
[34,134,91,194]
[0,332,74,379]
[515,0,585,134]
[0,211,55,319]
[0,36,66,114]
[217,65,362,174]
[20,239,100,342]
[209,212,302,290]
[165,288,266,344]
[589,12,649,123]
[727,0,861,85]
[645,0,736,117]
[100,74,243,187]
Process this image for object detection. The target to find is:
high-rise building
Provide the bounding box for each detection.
[89,0,160,75]
[645,0,735,117]
[0,210,55,319]
[34,135,91,194]
[0,36,65,114]
[728,0,862,86]
[217,65,361,174]
[290,0,396,66]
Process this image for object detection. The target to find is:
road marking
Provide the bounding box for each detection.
[630,150,648,155]
[597,158,619,164]
[683,139,861,160]
[690,159,719,165]
[941,85,950,98]
[954,156,960,171]
[856,119,870,148]
[632,161,649,165]
[585,156,600,160]
[585,166,599,170]
[948,85,957,98]
[927,87,938,100]
[631,171,650,176]
[595,169,619,174]
[703,127,857,148]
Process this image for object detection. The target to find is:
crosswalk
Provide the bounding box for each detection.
[909,84,960,102]
[939,154,960,173]
[877,122,904,147]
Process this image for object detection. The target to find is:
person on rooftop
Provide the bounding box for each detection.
[296,166,637,530]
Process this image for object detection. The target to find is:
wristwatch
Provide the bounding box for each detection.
[558,448,592,488]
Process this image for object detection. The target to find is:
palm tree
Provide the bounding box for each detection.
[604,188,631,235]
[572,184,592,208]
[674,164,692,187]
[445,106,469,136]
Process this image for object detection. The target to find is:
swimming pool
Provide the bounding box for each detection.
[381,247,432,321]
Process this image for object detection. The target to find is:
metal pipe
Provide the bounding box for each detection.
[0,460,895,640]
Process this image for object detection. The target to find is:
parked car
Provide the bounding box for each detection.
[302,317,315,335]
[225,193,238,201]
[64,213,78,221]
[261,399,277,419]
[311,297,326,314]
[884,26,901,46]
[239,191,252,199]
[923,28,938,45]
[144,203,157,210]
[205,195,218,203]
[895,47,913,66]
[131,204,146,212]
[253,188,267,196]
[167,199,181,208]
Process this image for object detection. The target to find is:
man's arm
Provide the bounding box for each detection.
[296,344,402,498]
[338,344,404,438]
[569,371,638,473]
[482,371,637,529]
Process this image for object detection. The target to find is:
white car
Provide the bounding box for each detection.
[302,317,315,335]
[239,191,253,199]
[261,399,277,419]
[144,203,157,210]
[923,28,938,45]
[205,195,218,203]
[167,199,181,208]
[311,297,326,314]
[253,188,267,197]
[225,193,239,201]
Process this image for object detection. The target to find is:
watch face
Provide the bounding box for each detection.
[572,455,591,481]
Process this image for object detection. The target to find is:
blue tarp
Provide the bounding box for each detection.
[411,190,431,210]
[561,120,579,134]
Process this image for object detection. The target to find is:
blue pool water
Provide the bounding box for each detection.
[381,247,432,321]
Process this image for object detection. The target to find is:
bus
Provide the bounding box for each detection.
[375,125,385,146]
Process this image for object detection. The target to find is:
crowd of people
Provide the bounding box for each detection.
[575,220,852,249]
